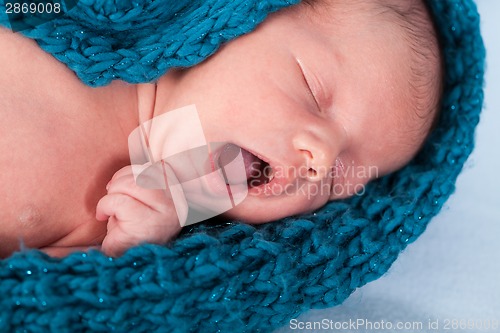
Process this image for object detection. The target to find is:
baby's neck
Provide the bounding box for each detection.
[136,82,158,124]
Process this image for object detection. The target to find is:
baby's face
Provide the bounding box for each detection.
[152,1,436,223]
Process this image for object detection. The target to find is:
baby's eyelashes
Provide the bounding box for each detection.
[296,58,324,114]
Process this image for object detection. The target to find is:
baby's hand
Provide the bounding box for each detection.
[96,165,186,257]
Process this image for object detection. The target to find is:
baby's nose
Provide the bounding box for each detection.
[292,130,339,182]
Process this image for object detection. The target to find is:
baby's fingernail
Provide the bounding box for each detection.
[106,181,111,191]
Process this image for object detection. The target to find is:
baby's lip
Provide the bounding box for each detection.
[207,143,293,196]
[228,144,293,196]
[201,145,233,197]
[207,143,255,181]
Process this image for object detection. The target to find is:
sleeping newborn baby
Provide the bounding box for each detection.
[0,0,442,258]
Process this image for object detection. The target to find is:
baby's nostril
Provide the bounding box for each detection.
[307,168,317,179]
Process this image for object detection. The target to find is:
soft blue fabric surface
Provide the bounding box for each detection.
[0,0,486,332]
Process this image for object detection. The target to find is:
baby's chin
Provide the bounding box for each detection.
[219,204,286,225]
[220,196,326,225]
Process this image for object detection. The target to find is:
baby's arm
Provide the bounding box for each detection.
[96,165,186,256]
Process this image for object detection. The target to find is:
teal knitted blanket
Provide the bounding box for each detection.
[0,0,485,332]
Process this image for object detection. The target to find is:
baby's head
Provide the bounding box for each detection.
[153,0,443,223]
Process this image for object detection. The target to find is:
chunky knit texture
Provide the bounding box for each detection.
[0,0,485,332]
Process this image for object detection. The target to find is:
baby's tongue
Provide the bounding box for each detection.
[218,144,268,185]
[241,148,264,180]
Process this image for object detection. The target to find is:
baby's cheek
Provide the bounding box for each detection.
[329,172,370,200]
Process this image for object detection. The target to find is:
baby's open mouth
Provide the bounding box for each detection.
[216,143,273,188]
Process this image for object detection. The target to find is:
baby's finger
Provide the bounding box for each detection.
[96,193,154,222]
[109,164,136,184]
[96,198,111,221]
[96,194,113,221]
[101,216,137,257]
[110,164,157,183]
[107,174,173,215]
[108,164,169,192]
